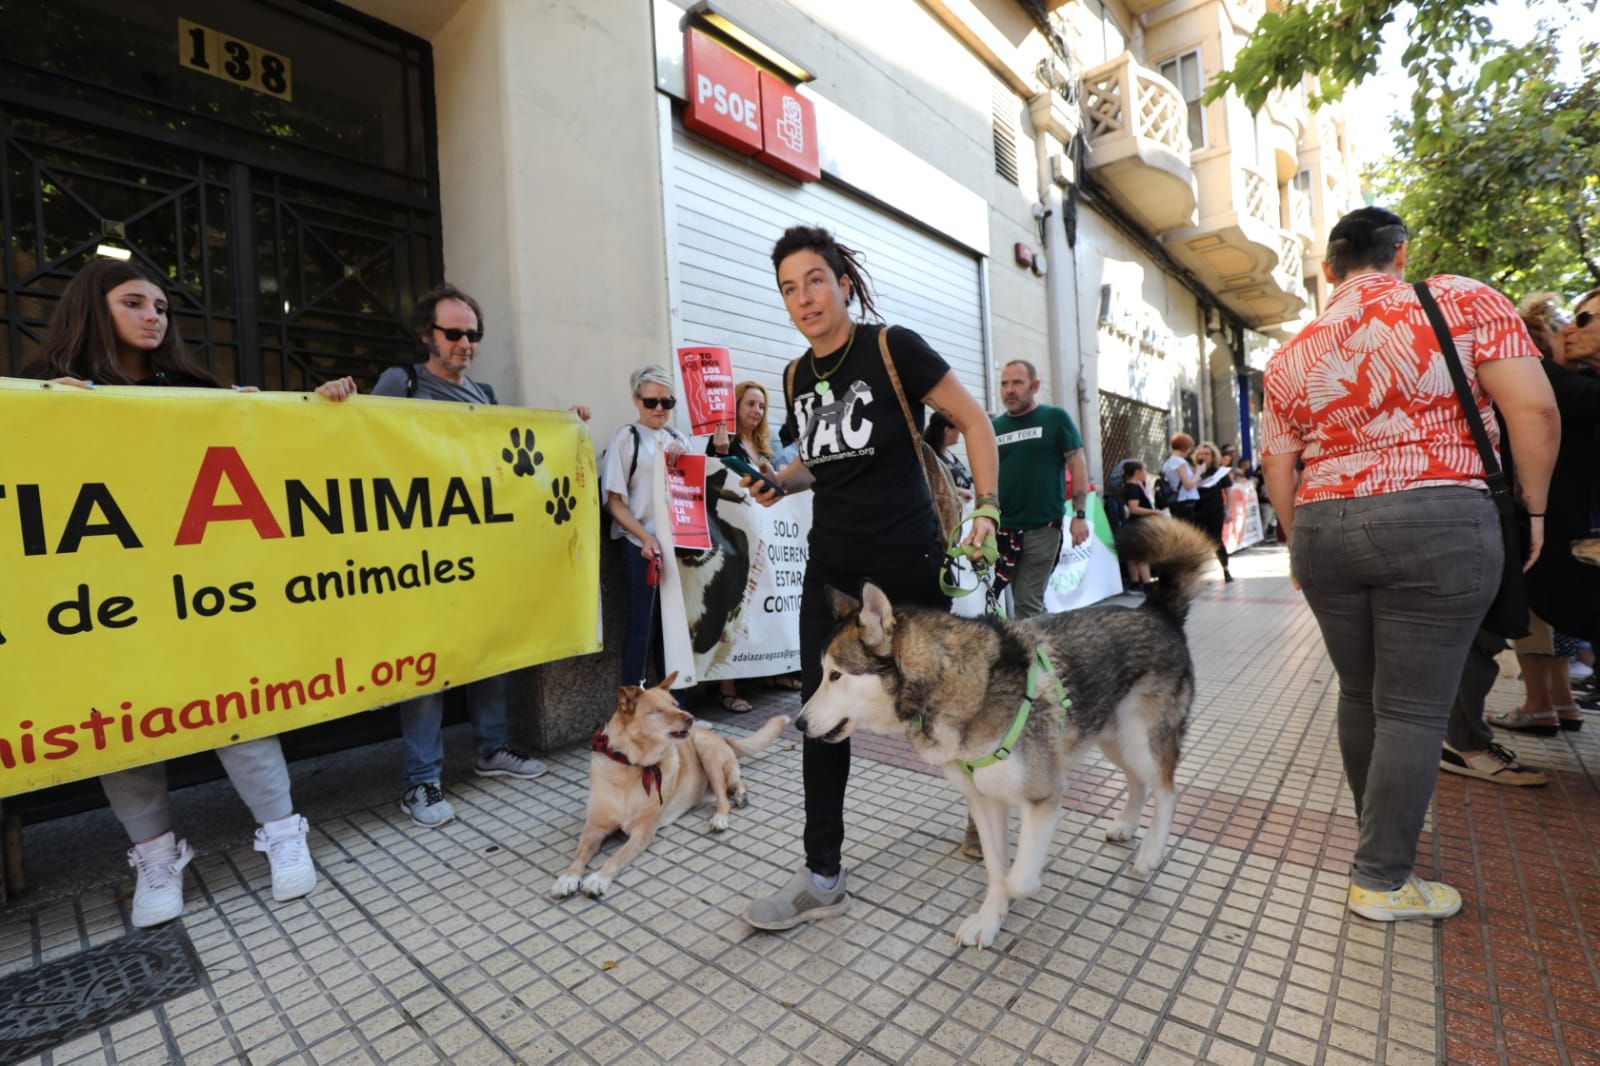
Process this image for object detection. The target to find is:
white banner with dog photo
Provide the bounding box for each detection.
[656,453,812,686]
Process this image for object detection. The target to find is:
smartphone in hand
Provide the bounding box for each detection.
[719,454,785,498]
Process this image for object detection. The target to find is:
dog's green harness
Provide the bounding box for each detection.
[910,645,1070,777]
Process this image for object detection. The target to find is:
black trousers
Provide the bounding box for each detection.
[800,544,948,876]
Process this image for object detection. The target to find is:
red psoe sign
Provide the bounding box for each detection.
[683,29,762,155]
[756,71,819,182]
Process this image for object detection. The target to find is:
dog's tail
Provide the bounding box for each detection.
[1117,517,1217,626]
[724,715,790,760]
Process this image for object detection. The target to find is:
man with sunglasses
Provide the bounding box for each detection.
[372,283,554,828]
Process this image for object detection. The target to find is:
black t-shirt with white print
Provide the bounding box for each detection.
[782,323,951,563]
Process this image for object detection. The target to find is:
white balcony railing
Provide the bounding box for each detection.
[1292,188,1313,235]
[1082,53,1193,159]
[1276,231,1306,301]
[1241,168,1273,227]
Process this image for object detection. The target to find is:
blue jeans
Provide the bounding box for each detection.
[1291,487,1499,891]
[619,540,664,686]
[398,674,509,787]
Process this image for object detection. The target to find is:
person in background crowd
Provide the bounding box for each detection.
[604,365,688,691]
[772,422,800,469]
[923,410,975,505]
[1486,288,1600,735]
[1162,433,1199,520]
[1262,206,1558,923]
[707,380,792,708]
[992,359,1089,619]
[1120,459,1158,591]
[373,283,559,829]
[1190,441,1235,583]
[739,224,999,931]
[28,258,359,926]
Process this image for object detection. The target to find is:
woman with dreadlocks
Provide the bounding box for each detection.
[738,224,999,932]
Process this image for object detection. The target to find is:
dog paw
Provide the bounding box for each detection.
[1104,821,1136,843]
[580,872,611,898]
[1131,849,1164,879]
[550,874,581,899]
[955,910,1003,949]
[708,813,730,832]
[731,787,748,809]
[1005,870,1041,900]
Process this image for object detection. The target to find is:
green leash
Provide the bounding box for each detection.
[908,645,1070,776]
[939,505,1001,599]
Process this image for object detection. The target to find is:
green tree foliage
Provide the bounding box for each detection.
[1373,41,1599,296]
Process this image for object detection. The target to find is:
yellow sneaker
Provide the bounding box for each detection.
[1347,876,1462,922]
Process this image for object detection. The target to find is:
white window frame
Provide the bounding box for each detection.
[1157,49,1207,150]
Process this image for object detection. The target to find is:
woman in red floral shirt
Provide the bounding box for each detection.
[1261,207,1559,924]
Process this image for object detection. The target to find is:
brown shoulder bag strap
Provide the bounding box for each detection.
[878,326,923,449]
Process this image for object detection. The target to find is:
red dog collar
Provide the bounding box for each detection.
[591,731,663,803]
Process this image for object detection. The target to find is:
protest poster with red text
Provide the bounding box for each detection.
[664,454,711,551]
[676,346,735,436]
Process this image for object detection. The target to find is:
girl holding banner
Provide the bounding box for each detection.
[739,225,1000,932]
[705,380,795,709]
[25,260,356,927]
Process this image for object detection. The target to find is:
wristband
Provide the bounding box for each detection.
[1073,509,1086,520]
[975,492,1000,510]
[1527,512,1544,518]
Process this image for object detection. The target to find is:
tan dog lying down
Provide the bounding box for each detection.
[551,673,788,899]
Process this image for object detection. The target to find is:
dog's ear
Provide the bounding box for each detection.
[826,586,861,619]
[859,582,895,653]
[656,671,679,691]
[616,685,641,717]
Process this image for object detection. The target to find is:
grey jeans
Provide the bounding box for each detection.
[101,736,294,843]
[1010,524,1063,620]
[1291,487,1500,891]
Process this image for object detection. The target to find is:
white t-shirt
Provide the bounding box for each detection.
[601,422,682,547]
[1161,454,1199,503]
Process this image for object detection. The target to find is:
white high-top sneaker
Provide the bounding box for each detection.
[254,814,316,902]
[128,832,193,928]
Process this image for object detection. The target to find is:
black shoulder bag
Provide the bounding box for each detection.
[1413,282,1530,639]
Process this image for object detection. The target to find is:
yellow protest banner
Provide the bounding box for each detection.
[0,379,598,798]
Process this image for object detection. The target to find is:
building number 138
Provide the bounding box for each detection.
[178,19,293,101]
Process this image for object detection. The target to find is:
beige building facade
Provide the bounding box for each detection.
[0,0,1365,744]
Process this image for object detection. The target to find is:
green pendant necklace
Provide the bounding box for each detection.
[809,322,857,397]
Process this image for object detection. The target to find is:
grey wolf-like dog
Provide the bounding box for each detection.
[796,518,1214,947]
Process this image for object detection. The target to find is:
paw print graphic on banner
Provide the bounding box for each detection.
[546,476,579,525]
[502,428,543,477]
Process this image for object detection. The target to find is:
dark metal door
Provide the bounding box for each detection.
[1,105,435,387]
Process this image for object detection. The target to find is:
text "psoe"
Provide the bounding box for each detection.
[695,74,758,132]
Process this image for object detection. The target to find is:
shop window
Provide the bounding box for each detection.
[1157,50,1206,149]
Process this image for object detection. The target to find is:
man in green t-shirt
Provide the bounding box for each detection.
[991,359,1089,619]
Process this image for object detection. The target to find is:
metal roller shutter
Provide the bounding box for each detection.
[667,126,987,432]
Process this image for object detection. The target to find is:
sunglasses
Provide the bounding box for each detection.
[639,396,677,410]
[432,325,483,343]
[1577,311,1597,329]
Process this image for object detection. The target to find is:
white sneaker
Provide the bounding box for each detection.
[1571,660,1594,682]
[254,814,316,902]
[128,832,193,928]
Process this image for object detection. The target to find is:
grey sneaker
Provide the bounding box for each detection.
[743,866,849,930]
[401,782,455,828]
[474,747,547,780]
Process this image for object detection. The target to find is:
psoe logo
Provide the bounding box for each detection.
[776,96,805,154]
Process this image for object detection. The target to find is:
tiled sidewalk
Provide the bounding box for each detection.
[3,545,1598,1064]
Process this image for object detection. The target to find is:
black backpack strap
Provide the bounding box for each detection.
[1412,282,1507,493]
[480,381,496,405]
[405,363,418,398]
[626,424,642,484]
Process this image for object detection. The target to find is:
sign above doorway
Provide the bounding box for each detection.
[681,28,818,182]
